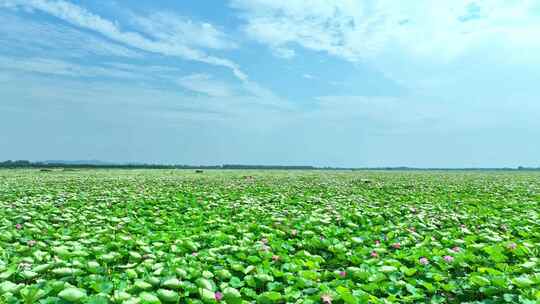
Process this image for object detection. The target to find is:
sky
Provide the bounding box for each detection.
[1,0,539,168]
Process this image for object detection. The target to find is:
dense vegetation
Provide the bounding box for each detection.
[1,170,539,303]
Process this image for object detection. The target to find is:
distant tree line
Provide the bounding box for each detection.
[0,160,539,171]
[0,160,216,170]
[0,161,318,170]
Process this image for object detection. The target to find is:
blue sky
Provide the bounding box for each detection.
[1,0,539,167]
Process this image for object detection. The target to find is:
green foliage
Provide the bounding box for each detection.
[0,169,539,303]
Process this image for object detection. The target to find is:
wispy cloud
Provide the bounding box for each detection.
[230,0,384,62]
[0,12,141,58]
[231,0,540,62]
[272,48,295,59]
[0,56,173,81]
[133,12,238,50]
[103,62,182,75]
[0,72,293,123]
[2,0,248,80]
[177,74,235,98]
[230,0,540,101]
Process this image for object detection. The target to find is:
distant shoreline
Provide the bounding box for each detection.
[0,160,538,171]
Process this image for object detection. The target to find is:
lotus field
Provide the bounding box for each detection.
[1,169,539,304]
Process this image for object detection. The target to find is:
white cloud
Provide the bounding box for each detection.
[0,55,289,112]
[0,12,141,58]
[231,0,540,63]
[133,12,237,50]
[0,56,146,79]
[0,71,294,125]
[303,74,314,79]
[177,74,235,98]
[2,0,247,80]
[175,73,294,109]
[231,0,540,99]
[272,48,295,59]
[0,56,191,83]
[103,62,181,75]
[230,0,387,61]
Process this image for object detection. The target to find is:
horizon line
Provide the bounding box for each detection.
[1,160,539,171]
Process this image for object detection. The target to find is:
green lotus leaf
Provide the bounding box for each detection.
[58,287,87,302]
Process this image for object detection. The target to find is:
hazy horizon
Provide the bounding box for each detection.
[1,159,537,170]
[1,1,539,168]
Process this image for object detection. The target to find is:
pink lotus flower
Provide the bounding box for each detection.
[375,240,381,245]
[214,291,223,301]
[27,240,36,247]
[339,271,346,278]
[392,243,401,249]
[443,255,454,263]
[15,223,23,230]
[370,251,378,258]
[272,255,280,262]
[460,224,466,228]
[419,257,429,265]
[321,294,333,304]
[261,238,268,244]
[451,246,461,253]
[507,242,517,250]
[191,252,198,256]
